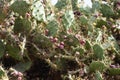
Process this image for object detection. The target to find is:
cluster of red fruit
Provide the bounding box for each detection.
[11,70,23,80]
[49,36,65,49]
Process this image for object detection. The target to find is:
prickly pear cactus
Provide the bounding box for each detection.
[89,61,106,72]
[10,1,30,16]
[14,61,32,72]
[100,4,114,18]
[55,0,67,10]
[31,1,46,22]
[79,16,88,25]
[93,44,104,60]
[92,1,101,12]
[14,17,31,34]
[96,19,109,28]
[0,0,120,79]
[108,68,120,75]
[46,20,58,36]
[33,34,52,48]
[6,44,22,60]
[62,10,74,30]
[64,35,79,47]
[71,0,79,10]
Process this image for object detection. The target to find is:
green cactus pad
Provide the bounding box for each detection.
[96,19,109,28]
[108,68,120,75]
[64,35,79,47]
[32,1,46,21]
[10,1,30,16]
[14,61,32,72]
[55,0,67,10]
[46,20,58,36]
[92,1,101,12]
[89,61,106,72]
[62,10,74,30]
[14,17,31,34]
[93,44,104,60]
[79,16,88,25]
[100,4,114,18]
[6,45,22,60]
[33,34,52,48]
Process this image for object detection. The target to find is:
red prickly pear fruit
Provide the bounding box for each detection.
[17,77,22,80]
[79,40,85,45]
[18,72,23,77]
[11,71,18,76]
[26,12,31,18]
[45,29,49,36]
[53,37,58,42]
[59,44,64,49]
[60,41,64,45]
